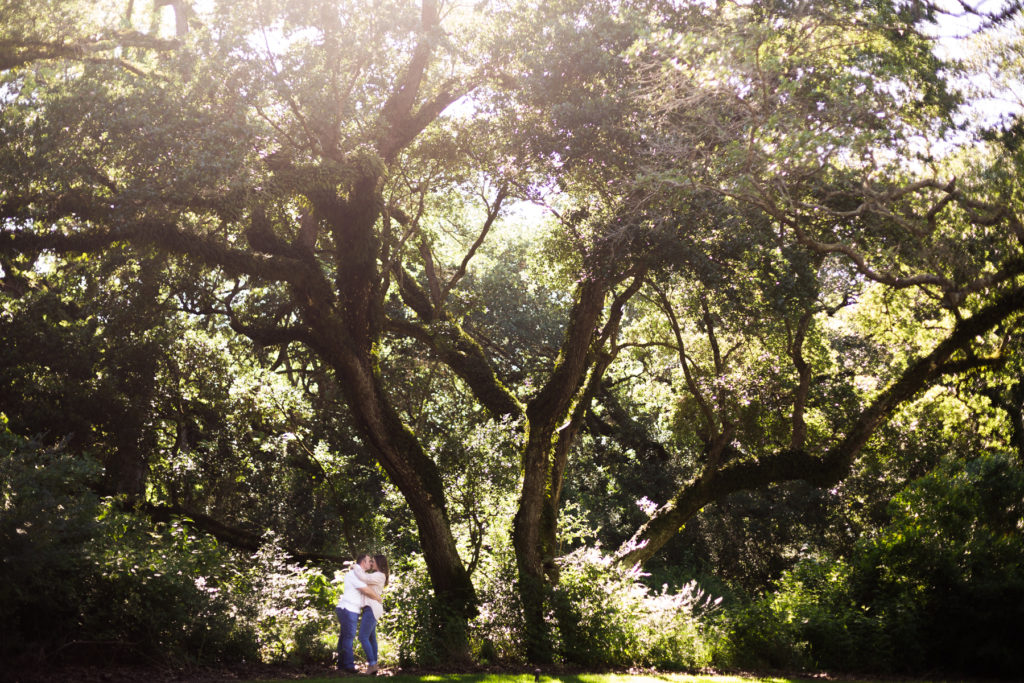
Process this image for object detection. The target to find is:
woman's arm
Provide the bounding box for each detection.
[353,566,386,586]
[357,585,382,601]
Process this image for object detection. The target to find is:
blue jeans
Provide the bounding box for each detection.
[359,606,378,666]
[335,607,359,670]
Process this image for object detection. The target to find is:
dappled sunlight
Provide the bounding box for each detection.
[2,0,1024,679]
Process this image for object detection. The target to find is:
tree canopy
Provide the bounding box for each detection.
[3,0,1024,668]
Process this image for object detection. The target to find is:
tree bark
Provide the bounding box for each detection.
[511,275,613,663]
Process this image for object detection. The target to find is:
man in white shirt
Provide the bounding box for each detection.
[335,554,378,673]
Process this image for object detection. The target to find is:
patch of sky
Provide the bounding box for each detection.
[926,0,1024,131]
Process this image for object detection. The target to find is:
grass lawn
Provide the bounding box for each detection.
[251,674,899,683]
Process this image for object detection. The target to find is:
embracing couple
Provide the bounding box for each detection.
[335,553,390,675]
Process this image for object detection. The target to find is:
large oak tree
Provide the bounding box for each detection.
[4,0,1024,663]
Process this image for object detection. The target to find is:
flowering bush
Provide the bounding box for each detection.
[551,547,721,669]
[228,536,338,664]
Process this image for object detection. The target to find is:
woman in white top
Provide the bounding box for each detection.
[352,554,389,674]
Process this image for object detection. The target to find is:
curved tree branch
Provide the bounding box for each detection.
[138,502,348,565]
[386,312,524,420]
[617,278,1024,567]
[0,32,180,71]
[2,219,335,303]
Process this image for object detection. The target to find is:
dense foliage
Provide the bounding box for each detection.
[720,452,1024,678]
[3,0,1024,677]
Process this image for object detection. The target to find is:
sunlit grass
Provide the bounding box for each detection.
[252,673,904,683]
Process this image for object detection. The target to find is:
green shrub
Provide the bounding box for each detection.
[0,424,340,665]
[82,507,259,664]
[377,553,463,667]
[0,429,103,658]
[0,427,256,663]
[467,539,527,664]
[850,452,1024,677]
[713,596,807,671]
[716,452,1024,678]
[378,545,719,670]
[769,557,887,672]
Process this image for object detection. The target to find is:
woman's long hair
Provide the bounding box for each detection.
[373,554,390,586]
